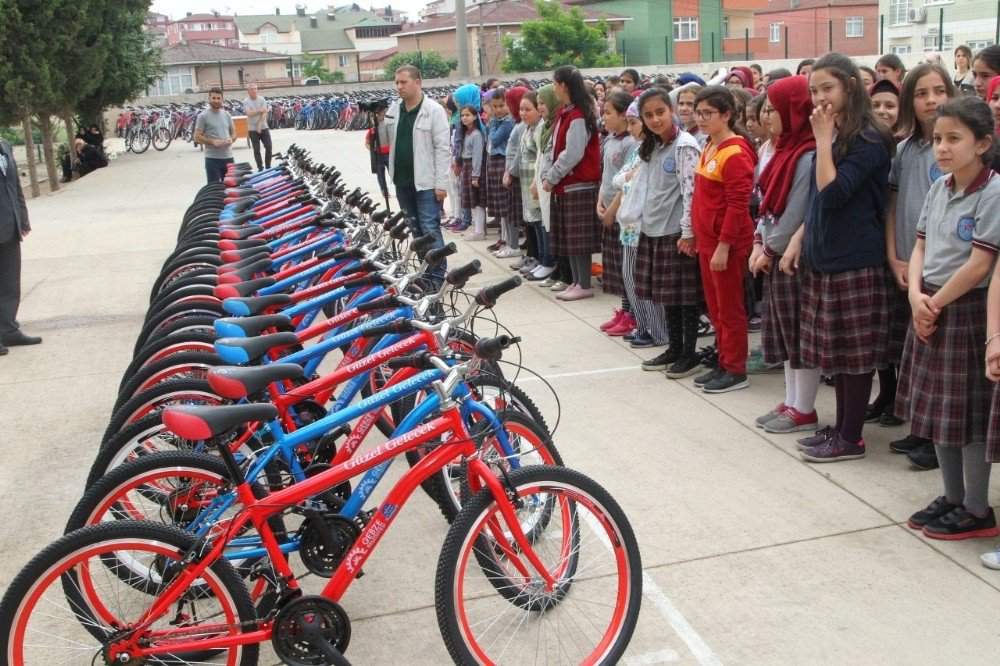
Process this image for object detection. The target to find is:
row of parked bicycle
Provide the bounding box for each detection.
[0,145,642,664]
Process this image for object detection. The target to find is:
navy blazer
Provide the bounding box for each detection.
[0,139,31,242]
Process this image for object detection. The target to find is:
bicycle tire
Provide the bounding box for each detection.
[115,351,223,411]
[126,330,218,373]
[435,465,642,665]
[0,521,259,665]
[134,305,223,356]
[102,378,228,447]
[152,126,172,151]
[133,128,151,154]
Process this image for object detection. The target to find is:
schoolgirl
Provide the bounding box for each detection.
[749,75,821,434]
[794,53,896,463]
[875,54,906,85]
[973,45,1000,100]
[448,84,485,233]
[485,89,514,252]
[988,76,1000,129]
[513,92,555,281]
[628,88,703,373]
[597,91,639,331]
[869,79,901,135]
[541,65,604,301]
[880,63,956,465]
[689,85,759,394]
[532,85,571,289]
[898,96,1000,539]
[458,104,488,240]
[497,86,530,260]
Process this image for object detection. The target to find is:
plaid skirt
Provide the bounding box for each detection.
[634,232,702,306]
[800,265,890,375]
[549,186,601,256]
[485,155,508,217]
[896,287,990,449]
[885,274,910,365]
[761,265,809,368]
[461,161,485,209]
[507,176,523,227]
[987,384,1000,462]
[601,223,624,296]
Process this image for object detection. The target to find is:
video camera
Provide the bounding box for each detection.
[359,98,391,113]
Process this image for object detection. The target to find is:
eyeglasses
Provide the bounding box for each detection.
[762,106,776,114]
[693,110,720,120]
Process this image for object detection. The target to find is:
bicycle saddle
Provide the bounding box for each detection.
[214,277,277,299]
[220,224,264,240]
[214,331,299,364]
[219,211,257,226]
[207,363,305,399]
[221,293,292,316]
[218,252,271,275]
[214,313,292,338]
[217,238,269,252]
[220,247,272,263]
[217,258,271,284]
[225,197,258,214]
[163,403,279,440]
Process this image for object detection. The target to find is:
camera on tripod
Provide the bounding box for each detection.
[358,98,391,113]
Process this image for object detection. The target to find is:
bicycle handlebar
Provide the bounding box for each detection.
[475,276,522,308]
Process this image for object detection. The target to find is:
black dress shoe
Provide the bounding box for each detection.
[906,440,939,470]
[0,330,42,346]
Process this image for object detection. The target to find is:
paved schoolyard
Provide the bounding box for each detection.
[2,127,1000,664]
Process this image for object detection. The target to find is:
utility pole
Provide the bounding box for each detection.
[455,0,470,77]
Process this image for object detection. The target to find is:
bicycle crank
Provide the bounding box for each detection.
[271,595,351,665]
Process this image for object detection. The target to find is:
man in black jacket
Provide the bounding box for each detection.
[0,139,42,355]
[61,138,108,183]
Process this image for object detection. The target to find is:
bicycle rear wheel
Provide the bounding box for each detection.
[0,521,259,665]
[152,126,172,151]
[435,466,642,665]
[133,128,151,154]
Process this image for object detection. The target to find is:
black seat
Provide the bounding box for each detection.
[221,293,291,316]
[218,237,268,252]
[207,363,305,399]
[218,258,272,284]
[163,403,279,439]
[220,224,264,240]
[214,277,277,299]
[214,313,292,337]
[214,331,299,364]
[228,197,257,214]
[219,252,271,274]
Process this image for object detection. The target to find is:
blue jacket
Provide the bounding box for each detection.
[803,129,891,273]
[488,115,514,157]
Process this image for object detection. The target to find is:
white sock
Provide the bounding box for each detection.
[784,361,796,407]
[473,207,486,235]
[793,367,822,414]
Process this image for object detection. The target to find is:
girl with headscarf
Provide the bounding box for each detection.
[747,75,821,433]
[499,86,531,260]
[514,91,555,280]
[531,84,570,288]
[987,76,1000,132]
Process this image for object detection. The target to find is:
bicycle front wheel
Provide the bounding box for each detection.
[435,465,642,665]
[0,521,259,666]
[152,126,172,151]
[134,129,152,154]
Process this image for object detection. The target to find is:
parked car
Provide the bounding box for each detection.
[303,76,321,86]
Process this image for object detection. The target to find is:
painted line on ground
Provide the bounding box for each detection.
[515,365,642,383]
[582,512,722,665]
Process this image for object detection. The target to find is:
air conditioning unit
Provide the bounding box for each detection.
[909,7,927,22]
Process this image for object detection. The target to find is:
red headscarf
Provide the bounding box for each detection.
[758,75,816,220]
[505,86,530,123]
[732,66,757,91]
[988,77,1000,135]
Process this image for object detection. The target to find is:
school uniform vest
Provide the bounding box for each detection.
[550,106,601,195]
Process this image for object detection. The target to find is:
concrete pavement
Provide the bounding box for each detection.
[2,128,1000,664]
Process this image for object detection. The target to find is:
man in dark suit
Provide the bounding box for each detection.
[0,138,42,356]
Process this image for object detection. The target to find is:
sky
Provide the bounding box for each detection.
[149,0,429,20]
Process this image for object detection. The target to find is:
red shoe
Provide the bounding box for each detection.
[606,312,637,336]
[600,309,624,331]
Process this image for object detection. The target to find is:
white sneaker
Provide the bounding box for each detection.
[464,233,487,241]
[539,277,557,287]
[495,247,524,258]
[529,264,554,279]
[982,550,1000,570]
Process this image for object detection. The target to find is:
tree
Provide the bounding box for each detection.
[302,56,346,83]
[384,51,457,80]
[501,0,622,73]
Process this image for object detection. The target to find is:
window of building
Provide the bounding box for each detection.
[846,16,863,38]
[889,0,912,25]
[259,24,277,44]
[890,44,913,54]
[673,16,698,42]
[338,54,350,67]
[923,0,954,5]
[769,23,780,43]
[722,15,730,39]
[968,40,995,50]
[922,33,954,51]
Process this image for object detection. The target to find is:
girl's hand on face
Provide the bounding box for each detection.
[809,104,837,140]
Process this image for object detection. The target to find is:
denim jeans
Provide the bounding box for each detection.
[205,157,234,184]
[532,222,555,267]
[395,184,445,282]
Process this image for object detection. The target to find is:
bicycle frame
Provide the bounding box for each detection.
[123,402,552,659]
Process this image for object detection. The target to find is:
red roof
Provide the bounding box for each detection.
[755,0,876,13]
[397,0,628,36]
[360,46,400,63]
[161,42,288,65]
[170,13,235,24]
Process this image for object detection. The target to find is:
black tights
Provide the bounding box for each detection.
[523,225,539,261]
[872,365,898,408]
[835,372,874,444]
[666,305,699,357]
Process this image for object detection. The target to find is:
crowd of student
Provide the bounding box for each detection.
[413,46,1000,557]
